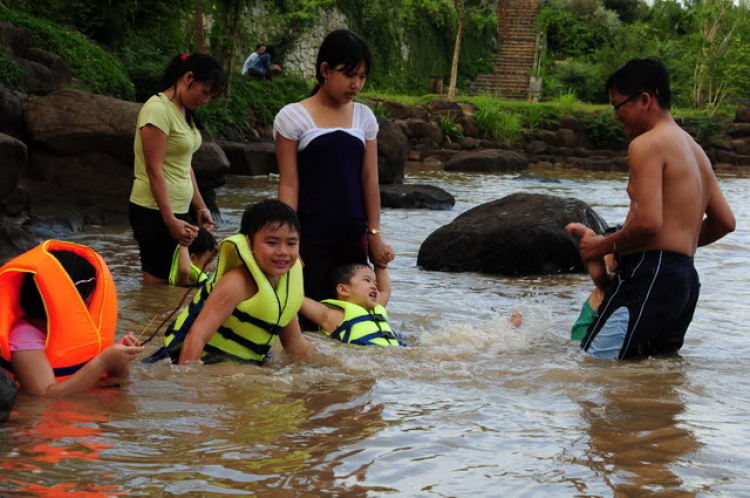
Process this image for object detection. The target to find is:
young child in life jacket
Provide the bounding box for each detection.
[300,259,406,347]
[3,247,143,397]
[566,223,619,341]
[146,199,312,365]
[169,227,218,287]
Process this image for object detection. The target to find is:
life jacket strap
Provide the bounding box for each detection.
[215,326,272,357]
[231,309,281,335]
[331,314,388,344]
[143,294,208,364]
[203,344,266,365]
[0,356,88,377]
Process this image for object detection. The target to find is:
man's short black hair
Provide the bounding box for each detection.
[605,57,672,110]
[240,199,300,240]
[256,44,265,50]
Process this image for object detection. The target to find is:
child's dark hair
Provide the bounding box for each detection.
[331,263,372,289]
[312,29,371,96]
[20,250,96,320]
[189,227,218,256]
[240,200,300,240]
[605,57,671,110]
[159,53,228,127]
[255,43,265,51]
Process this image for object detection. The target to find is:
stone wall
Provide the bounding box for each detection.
[282,8,349,78]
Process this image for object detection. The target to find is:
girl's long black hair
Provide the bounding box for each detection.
[159,53,228,127]
[312,29,372,96]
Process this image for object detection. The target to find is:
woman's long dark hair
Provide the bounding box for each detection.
[312,30,372,96]
[159,53,228,127]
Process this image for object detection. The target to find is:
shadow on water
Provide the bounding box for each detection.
[568,359,700,498]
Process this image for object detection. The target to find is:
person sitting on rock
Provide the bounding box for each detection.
[169,227,218,287]
[144,200,311,365]
[566,223,619,341]
[244,44,281,80]
[300,259,407,347]
[0,241,143,397]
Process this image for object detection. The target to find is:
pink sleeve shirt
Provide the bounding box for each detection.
[9,317,46,352]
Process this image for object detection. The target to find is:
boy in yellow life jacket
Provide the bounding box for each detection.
[300,259,406,347]
[145,200,311,365]
[169,227,218,287]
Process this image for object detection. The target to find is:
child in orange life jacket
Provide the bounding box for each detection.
[169,227,218,287]
[7,249,143,397]
[300,253,408,347]
[566,223,619,341]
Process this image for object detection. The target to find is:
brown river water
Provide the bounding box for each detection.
[1,167,749,497]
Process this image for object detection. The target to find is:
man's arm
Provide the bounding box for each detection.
[580,138,665,260]
[178,268,252,364]
[300,297,344,333]
[698,175,736,246]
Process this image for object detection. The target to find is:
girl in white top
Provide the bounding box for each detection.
[274,29,394,302]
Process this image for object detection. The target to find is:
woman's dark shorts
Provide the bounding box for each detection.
[129,202,189,280]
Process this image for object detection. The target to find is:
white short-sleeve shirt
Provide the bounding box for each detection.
[273,102,379,151]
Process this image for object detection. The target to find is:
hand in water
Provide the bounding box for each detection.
[167,217,198,245]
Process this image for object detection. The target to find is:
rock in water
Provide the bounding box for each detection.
[417,193,608,275]
[380,184,455,210]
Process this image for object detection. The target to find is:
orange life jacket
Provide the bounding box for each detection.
[0,240,118,380]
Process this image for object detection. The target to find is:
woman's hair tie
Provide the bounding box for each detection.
[180,54,191,62]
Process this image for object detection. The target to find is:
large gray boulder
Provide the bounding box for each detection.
[0,22,30,57]
[377,116,407,185]
[20,89,227,223]
[380,184,455,210]
[220,141,278,176]
[445,149,529,173]
[417,193,608,275]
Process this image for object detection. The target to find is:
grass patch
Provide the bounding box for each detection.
[0,9,134,100]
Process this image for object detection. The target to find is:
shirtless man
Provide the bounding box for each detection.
[569,58,736,359]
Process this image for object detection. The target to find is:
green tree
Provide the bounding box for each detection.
[692,0,750,114]
[409,0,495,99]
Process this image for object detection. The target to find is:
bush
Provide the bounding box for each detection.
[437,113,464,143]
[475,102,525,147]
[197,73,312,138]
[580,111,628,148]
[0,10,135,100]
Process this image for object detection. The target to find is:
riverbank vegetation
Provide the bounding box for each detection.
[2,0,745,143]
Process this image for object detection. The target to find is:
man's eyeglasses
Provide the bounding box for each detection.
[612,93,640,113]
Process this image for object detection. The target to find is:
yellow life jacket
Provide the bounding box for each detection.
[320,300,405,347]
[168,245,209,286]
[158,234,303,364]
[0,241,118,380]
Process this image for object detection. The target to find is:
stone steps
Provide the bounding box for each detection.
[470,0,542,98]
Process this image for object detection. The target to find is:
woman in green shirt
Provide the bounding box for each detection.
[129,54,227,284]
